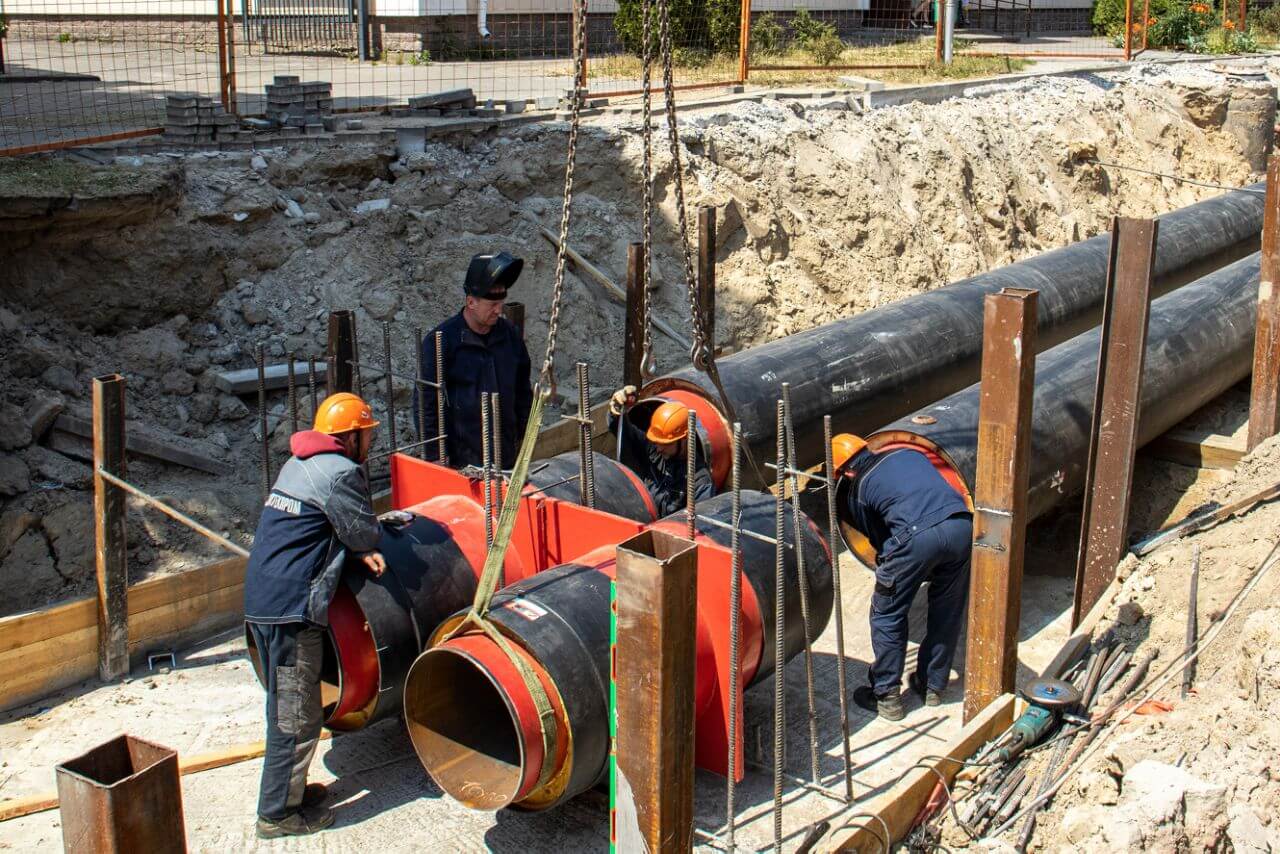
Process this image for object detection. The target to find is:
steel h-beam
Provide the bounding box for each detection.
[613,529,698,852]
[625,242,646,389]
[1248,155,1280,451]
[698,206,717,354]
[93,374,129,682]
[964,288,1037,723]
[1072,217,1157,628]
[327,310,356,395]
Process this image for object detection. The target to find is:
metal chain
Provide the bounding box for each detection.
[538,0,590,389]
[640,0,657,378]
[656,0,711,370]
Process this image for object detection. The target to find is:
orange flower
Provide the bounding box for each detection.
[1189,2,1209,12]
[1223,18,1236,28]
[1147,16,1157,24]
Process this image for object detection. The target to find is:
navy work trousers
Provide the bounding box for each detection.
[249,621,325,820]
[868,514,972,696]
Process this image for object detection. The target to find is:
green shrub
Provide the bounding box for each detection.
[807,29,845,64]
[408,49,431,65]
[749,11,784,57]
[1197,22,1258,51]
[57,32,73,43]
[791,7,835,48]
[1253,2,1280,35]
[1146,1,1213,48]
[673,45,712,66]
[614,0,739,56]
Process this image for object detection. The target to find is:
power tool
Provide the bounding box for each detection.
[996,678,1082,763]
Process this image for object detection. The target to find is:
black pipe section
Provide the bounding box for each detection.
[872,252,1261,520]
[653,187,1263,476]
[407,490,833,811]
[526,451,658,521]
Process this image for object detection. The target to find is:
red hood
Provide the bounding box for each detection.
[291,430,347,460]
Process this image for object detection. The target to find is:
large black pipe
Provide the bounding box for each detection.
[404,490,833,811]
[651,187,1263,475]
[871,252,1261,520]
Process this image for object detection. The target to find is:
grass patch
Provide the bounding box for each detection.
[0,157,168,198]
[555,39,1028,88]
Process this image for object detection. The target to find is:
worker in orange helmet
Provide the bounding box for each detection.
[243,392,387,838]
[609,385,714,517]
[831,433,973,722]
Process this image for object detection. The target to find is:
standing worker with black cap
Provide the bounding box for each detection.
[419,252,533,469]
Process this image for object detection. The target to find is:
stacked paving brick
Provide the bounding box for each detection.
[265,75,334,135]
[402,88,477,117]
[164,95,242,142]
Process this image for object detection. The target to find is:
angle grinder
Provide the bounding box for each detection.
[995,678,1083,763]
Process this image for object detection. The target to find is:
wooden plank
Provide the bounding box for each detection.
[0,626,97,701]
[964,288,1037,723]
[817,694,1017,853]
[93,375,130,682]
[56,413,232,477]
[614,530,698,852]
[127,558,246,615]
[1073,217,1157,628]
[1248,155,1280,451]
[212,360,328,395]
[533,400,613,459]
[0,597,95,654]
[1143,428,1247,470]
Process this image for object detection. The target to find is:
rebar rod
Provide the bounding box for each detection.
[414,326,427,459]
[576,362,596,508]
[783,383,820,785]
[772,399,786,854]
[482,394,494,548]
[257,344,271,498]
[725,421,742,853]
[1182,544,1200,697]
[824,414,854,801]
[383,322,397,454]
[686,409,698,541]
[287,354,299,435]
[435,331,448,465]
[491,392,504,588]
[307,355,318,420]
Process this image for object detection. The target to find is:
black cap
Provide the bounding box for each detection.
[464,252,523,300]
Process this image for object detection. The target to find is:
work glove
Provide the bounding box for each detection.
[609,385,638,416]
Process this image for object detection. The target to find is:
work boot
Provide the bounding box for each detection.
[255,806,335,839]
[909,671,943,707]
[302,782,329,809]
[853,685,904,721]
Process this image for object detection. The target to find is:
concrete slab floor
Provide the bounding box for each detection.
[0,545,1072,853]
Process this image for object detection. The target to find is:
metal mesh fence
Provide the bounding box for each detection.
[0,0,1260,155]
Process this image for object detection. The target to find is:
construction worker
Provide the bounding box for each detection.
[609,386,714,517]
[831,433,973,721]
[243,392,386,838]
[419,251,533,469]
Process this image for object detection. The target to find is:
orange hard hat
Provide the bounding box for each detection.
[831,433,868,472]
[646,401,691,445]
[313,392,380,435]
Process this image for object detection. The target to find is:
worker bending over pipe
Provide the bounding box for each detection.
[610,384,714,516]
[831,433,974,721]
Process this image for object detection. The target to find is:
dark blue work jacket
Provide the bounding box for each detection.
[844,448,970,559]
[417,312,533,469]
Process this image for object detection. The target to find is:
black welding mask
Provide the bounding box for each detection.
[464,252,523,300]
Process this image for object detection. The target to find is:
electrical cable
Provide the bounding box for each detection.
[1084,158,1266,196]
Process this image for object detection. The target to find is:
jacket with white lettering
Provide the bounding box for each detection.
[243,431,382,627]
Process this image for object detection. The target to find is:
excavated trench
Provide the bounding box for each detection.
[0,60,1274,616]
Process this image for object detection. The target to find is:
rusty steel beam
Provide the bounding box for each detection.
[1072,218,1158,628]
[625,242,646,389]
[963,288,1038,723]
[1248,156,1280,451]
[613,530,698,852]
[503,301,526,341]
[698,206,716,354]
[92,374,129,682]
[327,310,357,395]
[55,735,186,853]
